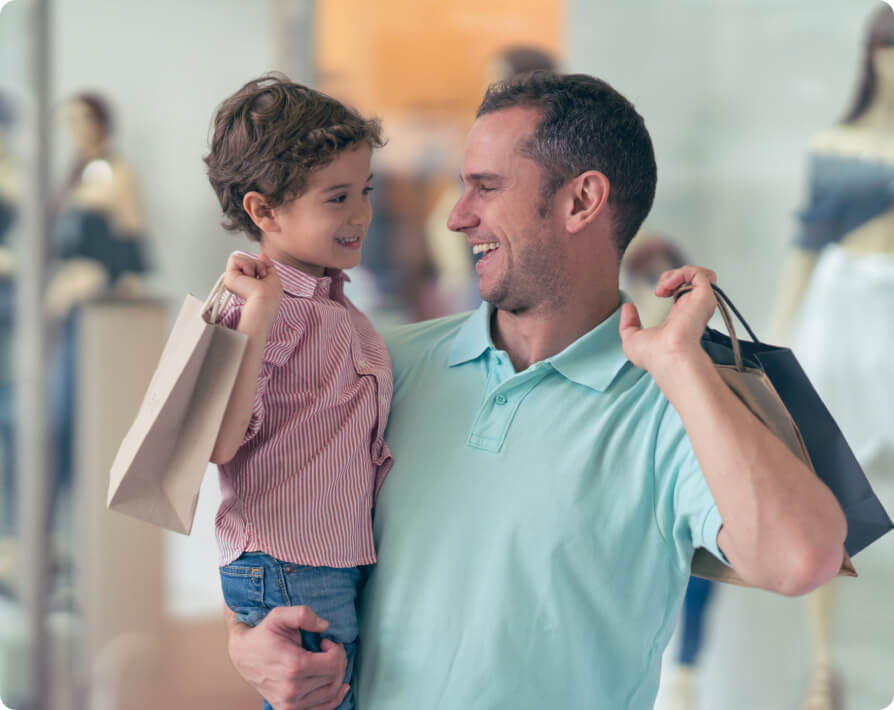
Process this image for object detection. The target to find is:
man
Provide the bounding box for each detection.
[225,72,847,710]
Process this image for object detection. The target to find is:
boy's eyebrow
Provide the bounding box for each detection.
[321,173,374,192]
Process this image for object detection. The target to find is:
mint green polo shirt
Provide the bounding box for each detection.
[356,299,726,710]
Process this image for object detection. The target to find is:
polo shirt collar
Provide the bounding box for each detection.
[447,294,632,393]
[547,294,631,392]
[447,301,494,366]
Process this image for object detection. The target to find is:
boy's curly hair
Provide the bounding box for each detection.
[204,74,385,241]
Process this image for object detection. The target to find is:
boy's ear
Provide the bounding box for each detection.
[243,192,279,234]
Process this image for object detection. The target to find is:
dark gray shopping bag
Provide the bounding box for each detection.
[688,284,892,586]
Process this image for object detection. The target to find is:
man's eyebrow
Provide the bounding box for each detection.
[460,172,503,185]
[322,173,374,192]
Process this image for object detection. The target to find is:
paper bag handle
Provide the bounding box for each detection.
[673,283,761,373]
[202,274,233,325]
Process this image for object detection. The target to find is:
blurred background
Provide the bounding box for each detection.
[0,0,892,708]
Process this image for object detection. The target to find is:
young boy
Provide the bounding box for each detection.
[204,75,392,710]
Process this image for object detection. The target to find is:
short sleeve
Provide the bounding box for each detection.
[215,292,279,447]
[217,291,244,331]
[652,400,728,572]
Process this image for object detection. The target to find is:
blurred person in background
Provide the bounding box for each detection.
[426,45,557,315]
[769,5,894,709]
[0,91,19,586]
[623,232,717,710]
[46,92,151,564]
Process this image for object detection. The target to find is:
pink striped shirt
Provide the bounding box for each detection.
[215,253,393,568]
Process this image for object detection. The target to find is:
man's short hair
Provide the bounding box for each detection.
[204,74,384,242]
[476,72,657,258]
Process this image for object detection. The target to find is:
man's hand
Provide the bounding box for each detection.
[227,606,349,710]
[224,252,283,311]
[619,265,718,375]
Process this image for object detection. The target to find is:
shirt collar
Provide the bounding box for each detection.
[447,294,632,393]
[237,251,350,300]
[447,301,495,366]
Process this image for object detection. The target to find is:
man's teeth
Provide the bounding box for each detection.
[337,237,360,244]
[472,243,499,255]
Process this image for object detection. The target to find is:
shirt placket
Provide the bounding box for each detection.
[467,353,551,453]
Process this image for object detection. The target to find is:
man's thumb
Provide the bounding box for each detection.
[618,302,642,340]
[268,605,330,634]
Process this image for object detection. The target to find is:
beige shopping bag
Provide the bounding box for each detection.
[107,275,247,534]
[684,286,857,586]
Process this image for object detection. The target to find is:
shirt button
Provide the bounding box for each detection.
[358,360,367,368]
[494,394,508,405]
[380,396,388,405]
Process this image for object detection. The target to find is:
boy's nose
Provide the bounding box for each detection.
[351,198,373,227]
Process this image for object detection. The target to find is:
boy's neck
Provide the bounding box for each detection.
[260,244,326,277]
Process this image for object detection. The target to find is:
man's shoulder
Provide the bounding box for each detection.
[380,310,475,378]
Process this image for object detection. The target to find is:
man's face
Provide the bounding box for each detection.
[447,107,567,313]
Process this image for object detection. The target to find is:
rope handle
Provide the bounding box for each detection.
[673,282,762,373]
[201,273,233,325]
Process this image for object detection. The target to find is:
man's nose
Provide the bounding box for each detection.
[447,191,478,233]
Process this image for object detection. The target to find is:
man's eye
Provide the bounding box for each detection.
[363,186,374,195]
[329,194,347,204]
[479,185,495,193]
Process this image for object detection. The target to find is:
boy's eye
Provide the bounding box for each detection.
[329,194,347,204]
[363,186,374,195]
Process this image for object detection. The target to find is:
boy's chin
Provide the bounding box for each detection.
[333,253,363,271]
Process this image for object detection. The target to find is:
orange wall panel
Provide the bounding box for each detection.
[316,0,562,120]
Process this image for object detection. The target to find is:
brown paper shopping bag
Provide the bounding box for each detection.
[682,285,859,586]
[107,275,247,534]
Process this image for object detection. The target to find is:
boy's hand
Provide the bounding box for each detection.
[224,252,283,311]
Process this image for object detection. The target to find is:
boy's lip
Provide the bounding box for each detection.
[335,235,363,249]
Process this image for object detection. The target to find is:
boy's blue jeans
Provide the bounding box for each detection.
[220,552,366,710]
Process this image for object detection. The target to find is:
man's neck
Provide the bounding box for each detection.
[492,288,621,372]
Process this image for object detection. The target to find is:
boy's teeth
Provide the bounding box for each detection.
[472,243,499,255]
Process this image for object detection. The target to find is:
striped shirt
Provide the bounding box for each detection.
[215,253,393,568]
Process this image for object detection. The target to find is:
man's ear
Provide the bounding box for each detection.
[242,192,279,234]
[565,171,610,234]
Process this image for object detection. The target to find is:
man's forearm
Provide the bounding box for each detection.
[650,347,846,596]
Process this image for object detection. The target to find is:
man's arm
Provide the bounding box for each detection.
[225,606,349,710]
[619,266,846,597]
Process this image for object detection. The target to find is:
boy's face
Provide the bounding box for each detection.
[264,145,374,276]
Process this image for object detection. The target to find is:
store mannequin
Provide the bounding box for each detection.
[47,93,149,320]
[47,93,150,551]
[768,6,894,710]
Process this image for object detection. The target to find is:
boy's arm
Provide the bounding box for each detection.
[210,252,282,464]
